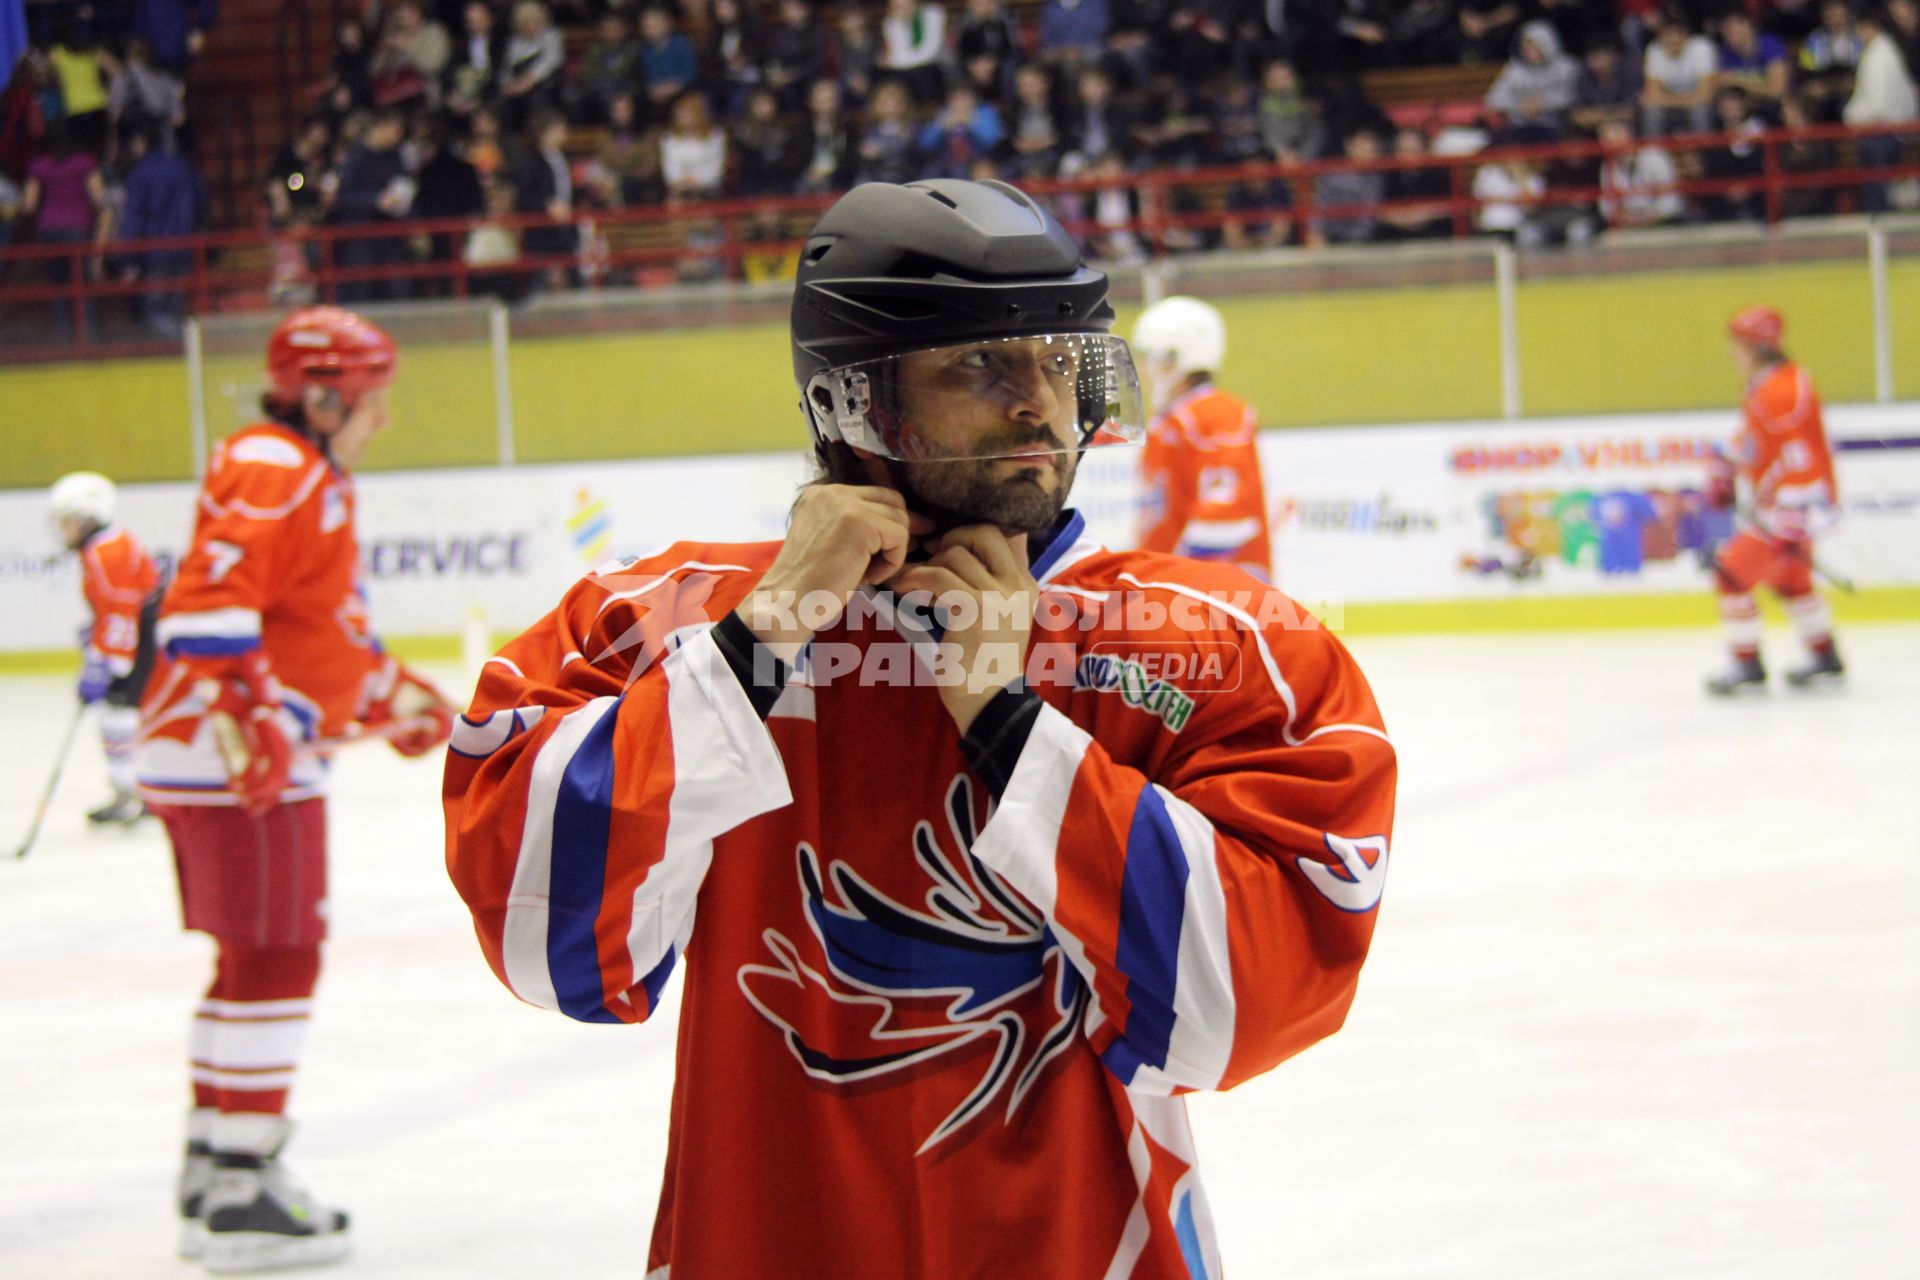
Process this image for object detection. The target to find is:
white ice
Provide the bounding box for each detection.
[2,623,1917,1279]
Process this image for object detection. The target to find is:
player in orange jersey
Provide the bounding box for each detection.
[1705,305,1845,696]
[48,471,165,825]
[136,306,453,1271]
[1131,296,1273,581]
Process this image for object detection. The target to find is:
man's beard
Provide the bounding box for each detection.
[902,449,1075,536]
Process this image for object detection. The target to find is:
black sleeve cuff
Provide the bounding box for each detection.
[960,681,1044,801]
[712,612,791,721]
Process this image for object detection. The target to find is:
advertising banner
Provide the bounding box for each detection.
[3,407,1915,653]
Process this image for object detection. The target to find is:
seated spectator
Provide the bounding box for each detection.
[49,23,109,148]
[733,86,806,195]
[108,38,186,147]
[1007,64,1066,179]
[1064,64,1135,166]
[371,0,450,109]
[917,84,1006,179]
[1698,86,1767,222]
[854,78,920,184]
[1892,0,1920,81]
[587,92,666,206]
[1471,155,1545,239]
[1082,151,1145,263]
[327,19,375,116]
[579,12,643,125]
[1102,0,1165,90]
[1571,41,1640,134]
[703,0,763,117]
[468,105,508,180]
[1486,20,1582,142]
[447,1,504,115]
[1312,129,1386,246]
[1596,116,1684,227]
[499,1,564,126]
[1132,76,1212,171]
[1163,0,1231,81]
[1210,73,1265,166]
[763,0,828,111]
[1641,14,1718,135]
[128,0,217,76]
[1379,125,1454,239]
[464,178,524,300]
[1845,4,1920,213]
[1039,0,1112,68]
[1458,0,1524,65]
[1776,93,1838,217]
[117,124,204,337]
[660,90,727,202]
[23,122,105,336]
[1256,59,1324,163]
[411,118,486,294]
[834,6,881,104]
[515,108,577,285]
[1716,11,1789,113]
[1798,0,1864,120]
[956,0,1019,100]
[332,108,413,302]
[265,116,334,228]
[797,78,857,193]
[639,6,700,115]
[880,0,949,104]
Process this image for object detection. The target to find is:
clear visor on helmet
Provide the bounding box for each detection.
[805,333,1145,463]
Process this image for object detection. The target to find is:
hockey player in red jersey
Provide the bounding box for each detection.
[137,306,454,1271]
[48,471,164,825]
[445,180,1395,1279]
[1705,305,1845,696]
[1131,295,1272,581]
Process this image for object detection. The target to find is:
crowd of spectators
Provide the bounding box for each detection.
[1,0,214,336]
[5,0,1920,310]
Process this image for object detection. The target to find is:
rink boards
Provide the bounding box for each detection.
[1,405,1917,654]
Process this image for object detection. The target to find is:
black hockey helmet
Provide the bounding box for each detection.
[790,179,1142,462]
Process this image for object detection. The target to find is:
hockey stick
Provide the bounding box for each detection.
[1730,507,1858,595]
[297,714,447,757]
[12,705,88,860]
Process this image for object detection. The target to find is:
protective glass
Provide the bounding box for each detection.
[805,334,1145,462]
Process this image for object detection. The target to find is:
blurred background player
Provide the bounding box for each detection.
[135,306,454,1272]
[48,471,164,825]
[1130,296,1272,582]
[1705,304,1845,696]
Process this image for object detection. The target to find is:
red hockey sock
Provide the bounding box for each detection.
[190,942,322,1117]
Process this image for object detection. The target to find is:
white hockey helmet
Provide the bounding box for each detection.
[49,471,117,531]
[1130,296,1226,380]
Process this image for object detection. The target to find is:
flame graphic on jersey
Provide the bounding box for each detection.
[737,776,1088,1154]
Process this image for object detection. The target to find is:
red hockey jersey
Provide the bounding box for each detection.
[1138,384,1272,582]
[78,524,160,676]
[1735,361,1839,538]
[443,511,1396,1279]
[138,423,383,806]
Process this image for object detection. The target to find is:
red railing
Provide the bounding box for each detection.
[1,120,1914,362]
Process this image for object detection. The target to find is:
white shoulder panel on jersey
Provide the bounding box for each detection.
[227,434,309,469]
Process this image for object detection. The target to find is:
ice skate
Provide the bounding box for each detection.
[1705,655,1767,697]
[1784,645,1845,690]
[86,788,147,825]
[201,1119,350,1274]
[178,1138,213,1259]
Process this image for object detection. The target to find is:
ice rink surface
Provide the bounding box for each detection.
[3,623,1917,1280]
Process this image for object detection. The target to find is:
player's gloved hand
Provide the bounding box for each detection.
[188,652,294,814]
[360,656,455,758]
[77,650,112,705]
[1757,504,1810,543]
[1705,453,1737,511]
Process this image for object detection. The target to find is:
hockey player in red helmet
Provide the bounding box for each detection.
[445,181,1395,1279]
[137,305,453,1270]
[1704,304,1845,695]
